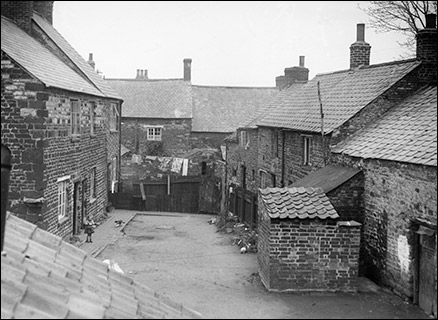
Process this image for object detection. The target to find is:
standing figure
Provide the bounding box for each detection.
[84,215,95,243]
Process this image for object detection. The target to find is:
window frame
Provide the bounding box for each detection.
[146,126,163,141]
[57,176,70,222]
[240,130,249,149]
[89,101,96,136]
[71,100,81,136]
[303,135,312,165]
[109,102,120,132]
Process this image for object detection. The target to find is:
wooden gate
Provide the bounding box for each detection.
[110,176,200,213]
[228,186,258,229]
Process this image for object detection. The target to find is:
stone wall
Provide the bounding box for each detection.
[257,211,361,292]
[332,153,437,299]
[121,118,192,158]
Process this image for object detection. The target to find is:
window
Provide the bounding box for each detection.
[272,131,279,157]
[109,103,119,131]
[90,167,97,200]
[147,127,162,141]
[110,157,118,193]
[240,131,249,148]
[201,162,207,175]
[89,102,96,135]
[271,173,277,187]
[71,100,81,135]
[260,170,268,189]
[57,178,69,221]
[303,136,311,165]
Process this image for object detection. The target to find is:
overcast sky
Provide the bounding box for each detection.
[53,1,410,87]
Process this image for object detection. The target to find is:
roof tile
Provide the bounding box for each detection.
[260,187,339,219]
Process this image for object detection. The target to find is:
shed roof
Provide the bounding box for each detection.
[1,213,202,319]
[332,86,437,166]
[289,165,362,193]
[259,187,339,220]
[257,60,420,133]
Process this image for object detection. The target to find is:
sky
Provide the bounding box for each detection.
[53,1,411,87]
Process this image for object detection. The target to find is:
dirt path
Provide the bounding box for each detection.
[96,212,429,319]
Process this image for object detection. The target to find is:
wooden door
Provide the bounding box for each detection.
[418,230,437,317]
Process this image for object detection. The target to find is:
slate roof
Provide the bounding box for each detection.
[1,213,202,319]
[242,82,304,129]
[259,187,339,219]
[106,79,192,118]
[332,86,437,166]
[257,60,421,133]
[32,13,122,100]
[192,85,278,133]
[289,165,362,193]
[1,16,102,98]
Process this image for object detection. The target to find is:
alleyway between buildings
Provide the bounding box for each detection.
[76,209,430,319]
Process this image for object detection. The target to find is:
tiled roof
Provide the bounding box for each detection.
[1,213,202,319]
[259,187,339,219]
[332,86,437,166]
[257,60,421,133]
[32,13,122,100]
[106,79,192,118]
[242,83,304,129]
[192,85,278,133]
[289,165,362,193]
[1,16,104,98]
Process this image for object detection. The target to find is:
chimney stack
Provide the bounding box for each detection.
[1,1,34,34]
[350,23,371,69]
[183,58,192,81]
[88,53,95,70]
[135,69,149,80]
[33,1,55,24]
[276,56,309,90]
[416,13,437,83]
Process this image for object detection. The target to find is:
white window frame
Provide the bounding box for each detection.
[71,100,81,136]
[57,176,70,221]
[110,103,119,131]
[89,102,96,135]
[90,167,97,200]
[303,135,311,165]
[147,126,163,141]
[240,131,249,149]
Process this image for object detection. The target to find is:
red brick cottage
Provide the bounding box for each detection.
[1,1,123,239]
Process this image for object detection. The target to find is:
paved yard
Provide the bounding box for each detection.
[84,210,430,319]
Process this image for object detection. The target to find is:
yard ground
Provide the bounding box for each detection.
[93,210,430,319]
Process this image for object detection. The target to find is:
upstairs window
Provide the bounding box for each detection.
[147,127,163,141]
[240,131,249,148]
[71,100,81,136]
[303,136,311,165]
[89,102,96,135]
[57,176,69,221]
[272,131,279,157]
[109,103,119,131]
[90,167,97,200]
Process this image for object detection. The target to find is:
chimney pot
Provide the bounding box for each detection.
[299,56,305,67]
[144,69,148,79]
[88,53,95,70]
[425,13,436,28]
[183,58,192,81]
[356,23,365,42]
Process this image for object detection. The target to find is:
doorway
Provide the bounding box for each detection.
[73,181,82,235]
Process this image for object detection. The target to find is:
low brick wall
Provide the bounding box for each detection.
[258,217,361,292]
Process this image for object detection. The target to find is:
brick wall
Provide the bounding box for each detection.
[1,53,119,238]
[225,128,259,193]
[121,118,191,158]
[332,153,437,299]
[257,210,361,292]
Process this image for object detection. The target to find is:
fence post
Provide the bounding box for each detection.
[1,144,12,251]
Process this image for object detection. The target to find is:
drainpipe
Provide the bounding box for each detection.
[281,130,286,187]
[1,144,12,252]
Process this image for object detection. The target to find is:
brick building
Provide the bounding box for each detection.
[1,1,123,239]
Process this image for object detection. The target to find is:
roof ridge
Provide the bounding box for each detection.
[192,84,277,89]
